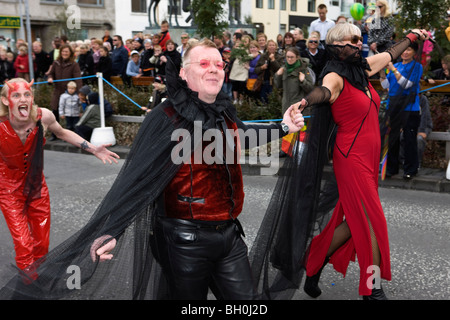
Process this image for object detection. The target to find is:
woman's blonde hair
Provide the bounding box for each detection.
[0,78,38,121]
[377,0,391,17]
[325,23,361,45]
[249,40,259,49]
[307,33,320,42]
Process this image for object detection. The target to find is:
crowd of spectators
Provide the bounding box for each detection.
[0,2,447,167]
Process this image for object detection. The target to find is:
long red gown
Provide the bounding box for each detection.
[305,78,391,296]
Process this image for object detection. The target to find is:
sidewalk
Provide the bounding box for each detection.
[44,140,450,193]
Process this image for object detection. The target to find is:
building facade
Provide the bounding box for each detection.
[0,0,115,52]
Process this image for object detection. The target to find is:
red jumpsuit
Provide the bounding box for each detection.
[306,79,391,296]
[0,109,50,270]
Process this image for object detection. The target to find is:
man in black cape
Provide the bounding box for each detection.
[0,38,304,300]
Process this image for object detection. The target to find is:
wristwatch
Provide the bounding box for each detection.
[281,123,289,134]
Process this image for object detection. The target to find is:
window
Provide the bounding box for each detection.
[77,0,104,6]
[307,0,315,12]
[131,0,147,13]
[280,0,286,10]
[268,0,274,9]
[331,0,339,6]
[168,0,181,15]
[290,0,296,11]
[256,0,263,9]
[40,0,63,3]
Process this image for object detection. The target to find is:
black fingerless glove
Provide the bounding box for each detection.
[385,32,420,62]
[304,86,332,108]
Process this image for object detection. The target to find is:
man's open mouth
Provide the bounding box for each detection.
[18,105,29,117]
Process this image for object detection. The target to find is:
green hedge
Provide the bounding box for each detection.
[33,83,448,169]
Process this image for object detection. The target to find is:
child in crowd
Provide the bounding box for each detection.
[149,45,163,76]
[158,20,171,51]
[13,45,30,81]
[126,50,142,77]
[59,81,81,131]
[142,75,167,114]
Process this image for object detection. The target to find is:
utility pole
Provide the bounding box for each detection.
[24,0,34,81]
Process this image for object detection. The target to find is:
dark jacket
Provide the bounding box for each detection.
[0,58,15,83]
[300,48,328,81]
[78,52,95,79]
[140,48,155,76]
[97,55,112,82]
[33,50,52,79]
[111,45,129,76]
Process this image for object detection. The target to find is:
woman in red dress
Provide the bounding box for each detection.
[291,24,429,299]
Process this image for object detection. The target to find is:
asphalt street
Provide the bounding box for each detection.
[0,150,449,300]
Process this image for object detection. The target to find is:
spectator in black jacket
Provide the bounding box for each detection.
[140,39,154,76]
[78,44,95,83]
[300,33,328,83]
[0,49,15,84]
[97,46,112,82]
[159,39,181,75]
[32,41,52,80]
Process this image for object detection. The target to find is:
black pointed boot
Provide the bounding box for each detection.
[304,257,329,298]
[362,287,389,300]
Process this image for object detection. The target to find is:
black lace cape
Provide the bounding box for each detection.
[249,44,372,299]
[0,60,244,300]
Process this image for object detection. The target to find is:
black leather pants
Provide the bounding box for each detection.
[155,217,256,300]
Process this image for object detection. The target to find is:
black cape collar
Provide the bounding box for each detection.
[165,56,237,131]
[321,44,371,92]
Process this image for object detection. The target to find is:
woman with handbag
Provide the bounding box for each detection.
[244,41,262,101]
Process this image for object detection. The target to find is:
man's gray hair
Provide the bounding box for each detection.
[182,38,217,68]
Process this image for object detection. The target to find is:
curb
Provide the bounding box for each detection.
[44,141,449,193]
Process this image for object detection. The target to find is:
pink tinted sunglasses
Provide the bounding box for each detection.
[188,59,226,70]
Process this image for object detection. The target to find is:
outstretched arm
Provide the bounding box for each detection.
[290,72,342,112]
[366,29,429,77]
[41,108,120,164]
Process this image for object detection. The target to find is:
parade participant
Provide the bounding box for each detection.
[249,24,428,300]
[0,78,119,272]
[297,25,428,299]
[0,39,304,300]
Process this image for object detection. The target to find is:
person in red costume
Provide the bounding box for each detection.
[0,78,120,272]
[157,20,171,52]
[290,24,429,300]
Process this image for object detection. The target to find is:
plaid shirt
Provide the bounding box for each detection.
[368,15,395,47]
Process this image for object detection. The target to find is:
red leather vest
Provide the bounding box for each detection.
[0,109,45,193]
[163,116,244,221]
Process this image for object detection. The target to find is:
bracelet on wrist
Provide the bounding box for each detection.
[406,32,419,43]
